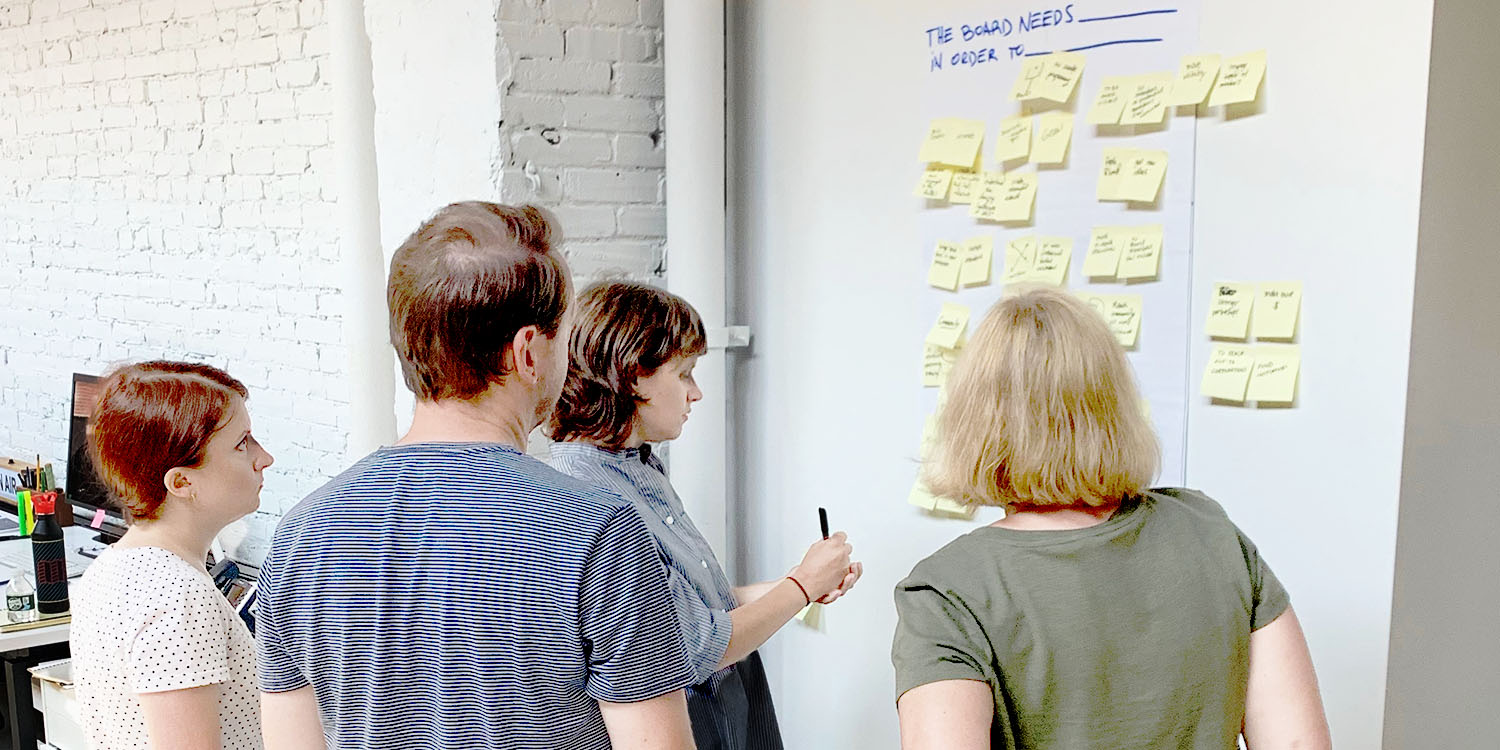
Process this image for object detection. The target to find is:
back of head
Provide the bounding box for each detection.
[387,201,570,402]
[549,281,707,447]
[925,285,1158,510]
[88,361,249,523]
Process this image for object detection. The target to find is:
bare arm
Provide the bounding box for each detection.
[719,578,808,669]
[262,687,327,750]
[732,580,781,604]
[1242,608,1331,750]
[599,690,696,750]
[897,679,991,750]
[136,685,224,750]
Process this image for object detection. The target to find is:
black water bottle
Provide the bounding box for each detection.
[31,491,69,615]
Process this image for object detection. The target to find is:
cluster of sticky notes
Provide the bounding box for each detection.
[1078,292,1144,347]
[1089,73,1171,125]
[1202,344,1300,403]
[1087,51,1266,123]
[927,237,994,291]
[1097,148,1167,202]
[1002,235,1071,286]
[909,416,976,517]
[1205,281,1303,340]
[918,118,986,169]
[1083,225,1163,280]
[1010,52,1086,103]
[971,172,1037,223]
[994,113,1074,166]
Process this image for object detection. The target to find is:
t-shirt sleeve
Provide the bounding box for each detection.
[891,570,996,702]
[255,547,309,693]
[1236,525,1292,630]
[663,563,734,685]
[127,583,231,694]
[578,505,698,702]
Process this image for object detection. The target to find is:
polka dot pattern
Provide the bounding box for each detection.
[71,546,261,749]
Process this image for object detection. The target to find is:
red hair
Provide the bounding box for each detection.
[87,361,248,522]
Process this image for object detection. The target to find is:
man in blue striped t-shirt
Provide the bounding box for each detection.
[257,202,699,750]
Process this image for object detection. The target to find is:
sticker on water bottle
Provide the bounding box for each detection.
[7,595,34,612]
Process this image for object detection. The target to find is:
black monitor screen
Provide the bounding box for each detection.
[67,374,125,530]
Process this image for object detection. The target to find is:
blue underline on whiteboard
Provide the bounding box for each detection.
[1076,9,1178,23]
[1065,38,1164,52]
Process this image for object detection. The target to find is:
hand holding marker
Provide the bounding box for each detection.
[789,507,864,606]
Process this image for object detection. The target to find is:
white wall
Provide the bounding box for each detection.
[0,0,342,562]
[730,2,1433,748]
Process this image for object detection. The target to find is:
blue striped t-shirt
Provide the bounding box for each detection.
[256,442,698,749]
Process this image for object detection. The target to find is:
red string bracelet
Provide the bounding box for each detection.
[786,576,811,606]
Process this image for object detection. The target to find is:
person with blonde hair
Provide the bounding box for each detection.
[892,286,1331,749]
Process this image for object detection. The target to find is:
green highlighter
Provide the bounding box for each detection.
[16,490,31,536]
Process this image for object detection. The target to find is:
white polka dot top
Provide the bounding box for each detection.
[71,546,262,749]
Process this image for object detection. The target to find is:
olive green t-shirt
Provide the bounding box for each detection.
[892,488,1290,749]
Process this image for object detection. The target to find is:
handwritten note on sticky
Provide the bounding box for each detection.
[922,346,945,387]
[1088,75,1130,125]
[948,172,982,204]
[959,236,993,286]
[915,168,954,200]
[1120,73,1172,125]
[1097,148,1127,201]
[1208,50,1267,106]
[919,118,987,168]
[996,172,1038,222]
[1035,52,1086,103]
[1106,294,1143,347]
[1252,281,1302,339]
[1032,111,1074,165]
[1084,226,1123,278]
[996,115,1032,163]
[969,171,1009,221]
[926,303,970,349]
[1117,225,1164,280]
[1205,282,1254,339]
[1003,236,1037,285]
[1032,236,1072,286]
[1246,346,1300,402]
[1009,56,1048,100]
[1168,53,1222,105]
[1202,344,1255,401]
[927,241,963,291]
[1118,150,1168,203]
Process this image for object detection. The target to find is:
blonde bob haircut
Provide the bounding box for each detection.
[924,285,1159,510]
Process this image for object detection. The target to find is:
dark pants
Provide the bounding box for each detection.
[685,651,784,750]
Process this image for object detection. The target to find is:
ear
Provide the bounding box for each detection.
[162,467,194,501]
[509,325,542,385]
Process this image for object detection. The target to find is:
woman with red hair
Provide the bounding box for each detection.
[71,361,273,750]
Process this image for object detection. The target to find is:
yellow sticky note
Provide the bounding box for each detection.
[931,495,977,518]
[918,118,986,168]
[1119,73,1172,125]
[1088,75,1131,125]
[959,236,993,286]
[1034,52,1086,103]
[1205,282,1255,339]
[1105,294,1143,347]
[1002,236,1037,285]
[1202,344,1256,401]
[1207,50,1267,106]
[925,303,970,349]
[1031,112,1073,165]
[1117,150,1168,203]
[1032,236,1072,286]
[921,346,945,387]
[948,172,982,204]
[1252,281,1302,339]
[907,481,939,510]
[1168,54,1222,106]
[1097,148,1128,201]
[1083,226,1123,278]
[996,116,1032,163]
[914,168,954,200]
[794,602,824,629]
[1117,225,1164,280]
[996,172,1037,223]
[968,171,1009,221]
[927,241,963,291]
[1246,346,1300,402]
[1009,56,1047,100]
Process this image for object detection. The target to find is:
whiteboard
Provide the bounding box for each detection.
[916,0,1201,490]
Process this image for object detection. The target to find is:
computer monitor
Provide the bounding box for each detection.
[67,373,129,543]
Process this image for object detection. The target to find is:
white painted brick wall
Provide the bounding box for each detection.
[0,0,340,563]
[497,0,667,281]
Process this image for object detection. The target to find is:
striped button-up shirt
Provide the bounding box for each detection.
[550,442,784,750]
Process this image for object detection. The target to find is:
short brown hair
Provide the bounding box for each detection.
[388,201,570,401]
[549,282,707,447]
[924,286,1158,509]
[87,361,249,522]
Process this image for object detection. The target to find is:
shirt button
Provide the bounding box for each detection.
[665,516,674,525]
[701,560,709,569]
